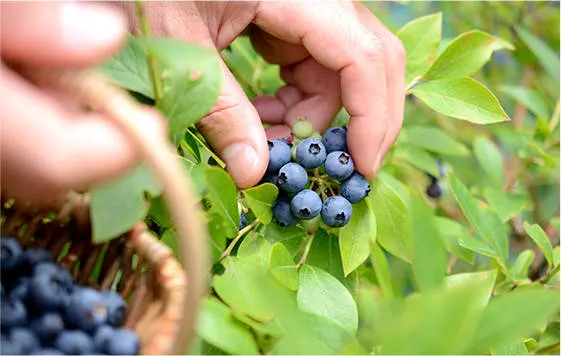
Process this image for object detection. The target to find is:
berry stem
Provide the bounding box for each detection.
[134,1,163,102]
[296,233,315,268]
[184,128,226,168]
[220,219,259,259]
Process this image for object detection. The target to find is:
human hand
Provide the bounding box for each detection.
[0,2,166,206]
[119,1,405,188]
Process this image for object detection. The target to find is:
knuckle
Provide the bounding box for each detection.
[358,32,385,62]
[388,35,406,70]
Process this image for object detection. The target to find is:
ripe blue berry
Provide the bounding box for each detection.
[239,212,248,230]
[22,248,53,274]
[93,325,114,353]
[321,196,353,227]
[9,277,30,301]
[277,163,308,193]
[27,273,72,312]
[295,138,327,169]
[32,262,74,291]
[65,288,107,332]
[259,171,280,187]
[290,190,322,220]
[100,291,126,327]
[426,181,443,199]
[105,328,140,356]
[1,236,23,273]
[340,172,371,203]
[1,296,27,329]
[324,151,354,181]
[273,198,298,227]
[33,348,64,355]
[55,330,94,355]
[0,338,24,355]
[9,327,40,354]
[30,313,64,343]
[321,127,347,153]
[267,140,292,172]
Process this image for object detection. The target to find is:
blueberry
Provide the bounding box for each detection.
[32,348,64,355]
[321,196,353,227]
[259,171,280,187]
[100,291,126,327]
[426,181,442,199]
[290,190,322,220]
[1,284,4,297]
[65,288,108,332]
[0,338,24,355]
[27,272,73,313]
[93,325,114,353]
[32,262,73,290]
[30,313,64,343]
[22,248,54,274]
[324,151,354,181]
[1,297,27,329]
[267,140,292,172]
[277,163,308,193]
[340,172,371,203]
[321,127,347,153]
[239,212,248,231]
[9,278,29,301]
[273,199,299,228]
[1,236,23,273]
[295,138,327,169]
[54,330,94,355]
[105,328,140,356]
[9,328,39,354]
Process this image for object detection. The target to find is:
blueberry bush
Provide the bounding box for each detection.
[79,2,560,354]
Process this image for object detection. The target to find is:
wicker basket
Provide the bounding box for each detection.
[1,68,209,355]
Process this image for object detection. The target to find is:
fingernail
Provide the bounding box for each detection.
[222,143,259,187]
[60,2,126,47]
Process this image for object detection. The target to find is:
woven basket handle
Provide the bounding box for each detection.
[18,68,209,355]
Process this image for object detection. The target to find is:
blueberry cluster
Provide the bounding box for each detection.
[0,237,140,355]
[263,126,370,228]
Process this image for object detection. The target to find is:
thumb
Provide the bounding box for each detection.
[196,63,269,188]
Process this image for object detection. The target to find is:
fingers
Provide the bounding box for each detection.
[1,2,126,67]
[354,3,406,167]
[1,68,166,205]
[254,2,389,180]
[136,4,269,188]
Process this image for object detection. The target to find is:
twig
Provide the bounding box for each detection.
[184,128,226,168]
[297,233,315,268]
[536,342,560,355]
[220,220,259,259]
[135,1,163,102]
[539,263,560,285]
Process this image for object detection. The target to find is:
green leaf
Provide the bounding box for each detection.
[182,129,201,163]
[243,183,279,224]
[422,30,513,81]
[499,85,550,119]
[237,231,273,269]
[458,234,498,258]
[410,193,446,292]
[393,145,441,177]
[262,224,307,259]
[98,34,154,99]
[91,164,161,243]
[412,77,510,124]
[370,243,398,300]
[443,270,497,310]
[449,176,509,264]
[435,217,475,264]
[196,297,259,355]
[469,288,561,354]
[484,188,527,223]
[339,199,376,276]
[473,136,505,187]
[205,166,239,240]
[160,229,181,260]
[493,341,528,355]
[524,222,554,269]
[141,39,222,139]
[307,229,345,282]
[510,250,535,280]
[397,12,442,86]
[370,175,413,263]
[515,26,560,87]
[297,265,358,334]
[213,257,275,321]
[269,243,299,291]
[398,126,470,157]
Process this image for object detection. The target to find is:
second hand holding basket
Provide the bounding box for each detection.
[15,67,210,355]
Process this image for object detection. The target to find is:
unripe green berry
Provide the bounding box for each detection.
[292,119,314,139]
[310,131,322,141]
